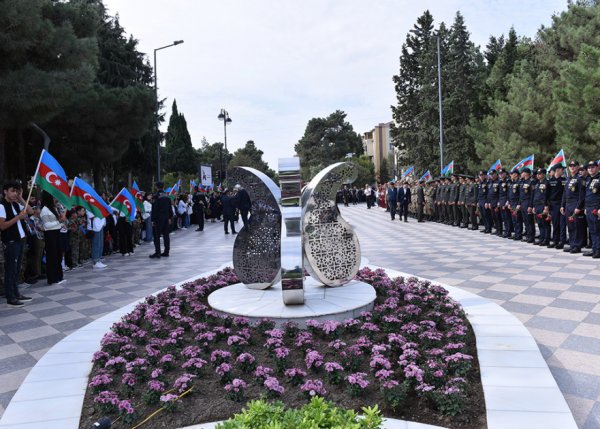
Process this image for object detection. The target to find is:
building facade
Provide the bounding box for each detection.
[362,121,395,182]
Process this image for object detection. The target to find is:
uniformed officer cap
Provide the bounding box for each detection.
[522,167,532,174]
[569,160,580,167]
[586,160,599,168]
[536,168,547,174]
[550,164,564,172]
[510,168,520,175]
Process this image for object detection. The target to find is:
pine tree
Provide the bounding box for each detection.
[164,100,198,174]
[228,140,276,179]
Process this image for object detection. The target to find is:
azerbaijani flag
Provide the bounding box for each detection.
[217,182,223,192]
[548,149,566,170]
[401,166,415,178]
[33,150,71,209]
[130,181,145,213]
[168,181,180,200]
[441,160,454,178]
[190,179,197,194]
[488,159,502,174]
[110,188,137,222]
[70,177,112,218]
[419,170,432,182]
[511,155,535,172]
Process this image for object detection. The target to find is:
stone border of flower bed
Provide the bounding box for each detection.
[0,262,577,429]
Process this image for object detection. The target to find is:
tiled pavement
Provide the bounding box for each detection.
[0,222,234,418]
[1,204,599,428]
[341,204,600,429]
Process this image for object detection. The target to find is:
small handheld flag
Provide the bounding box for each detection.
[110,188,137,222]
[130,181,145,213]
[441,160,454,178]
[511,155,535,172]
[488,159,502,174]
[401,166,415,178]
[32,150,71,209]
[548,149,566,170]
[70,178,112,218]
[419,170,432,182]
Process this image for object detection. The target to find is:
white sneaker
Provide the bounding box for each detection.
[93,262,107,269]
[57,279,67,285]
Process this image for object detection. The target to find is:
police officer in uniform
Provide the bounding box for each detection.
[532,168,551,246]
[519,168,535,243]
[498,168,512,238]
[458,175,468,228]
[387,181,398,221]
[149,181,172,258]
[416,180,425,222]
[487,170,502,235]
[478,171,490,233]
[561,161,586,254]
[507,169,522,240]
[583,161,600,258]
[548,165,566,248]
[448,174,459,226]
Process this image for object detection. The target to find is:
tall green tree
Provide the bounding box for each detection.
[197,138,231,184]
[0,0,98,182]
[295,110,363,180]
[164,100,198,174]
[228,140,276,179]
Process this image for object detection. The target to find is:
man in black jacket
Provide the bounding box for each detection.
[234,184,251,228]
[149,182,172,258]
[221,189,237,234]
[397,182,412,222]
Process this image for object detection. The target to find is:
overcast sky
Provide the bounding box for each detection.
[103,0,567,171]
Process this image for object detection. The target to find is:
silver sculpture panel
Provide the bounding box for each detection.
[230,167,281,289]
[279,157,304,305]
[301,162,360,287]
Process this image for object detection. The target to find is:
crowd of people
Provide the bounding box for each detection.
[0,180,252,308]
[367,160,600,259]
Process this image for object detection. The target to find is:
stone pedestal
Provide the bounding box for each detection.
[208,277,376,327]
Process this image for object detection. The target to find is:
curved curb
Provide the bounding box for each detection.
[0,263,577,429]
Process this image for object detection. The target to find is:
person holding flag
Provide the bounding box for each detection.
[110,187,137,257]
[70,177,112,269]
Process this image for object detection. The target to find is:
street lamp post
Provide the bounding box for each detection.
[436,35,444,172]
[153,40,184,182]
[217,109,232,183]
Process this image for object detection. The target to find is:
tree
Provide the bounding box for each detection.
[0,0,99,182]
[555,43,600,161]
[197,138,232,184]
[295,110,363,180]
[228,140,276,179]
[164,100,198,174]
[351,155,376,187]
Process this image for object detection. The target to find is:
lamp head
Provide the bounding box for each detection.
[173,40,184,45]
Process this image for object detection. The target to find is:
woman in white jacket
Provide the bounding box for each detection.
[40,191,66,285]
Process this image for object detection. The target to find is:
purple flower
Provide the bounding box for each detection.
[346,372,369,389]
[121,372,136,387]
[264,376,285,396]
[305,349,324,370]
[274,347,290,359]
[321,320,340,335]
[182,357,208,371]
[182,345,201,358]
[118,399,135,415]
[324,362,344,373]
[173,373,195,393]
[89,373,112,389]
[254,365,273,379]
[210,349,232,365]
[147,380,165,392]
[215,363,232,377]
[300,379,326,397]
[94,390,120,406]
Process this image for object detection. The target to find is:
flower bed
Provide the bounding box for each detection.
[79,267,486,429]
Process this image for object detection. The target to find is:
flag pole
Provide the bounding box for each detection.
[109,188,124,207]
[24,149,45,209]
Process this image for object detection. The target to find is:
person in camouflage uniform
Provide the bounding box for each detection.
[77,207,90,263]
[132,213,142,246]
[68,209,80,268]
[424,180,435,221]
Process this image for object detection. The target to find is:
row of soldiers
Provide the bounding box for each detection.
[401,160,600,258]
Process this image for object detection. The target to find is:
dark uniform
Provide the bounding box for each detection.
[458,177,468,228]
[487,173,501,235]
[416,182,425,222]
[561,164,586,253]
[387,184,398,220]
[548,167,566,248]
[449,176,459,226]
[583,161,600,257]
[519,169,535,243]
[498,170,512,237]
[532,168,551,245]
[477,173,490,233]
[435,182,443,222]
[508,171,522,240]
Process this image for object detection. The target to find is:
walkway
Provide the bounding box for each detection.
[1,204,599,427]
[341,204,600,429]
[0,222,234,418]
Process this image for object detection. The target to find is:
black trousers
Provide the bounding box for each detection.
[44,229,63,284]
[223,215,236,233]
[118,218,133,254]
[194,208,204,231]
[240,209,249,228]
[153,220,170,255]
[417,203,424,222]
[399,203,409,221]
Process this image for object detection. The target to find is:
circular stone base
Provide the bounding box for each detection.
[208,277,376,327]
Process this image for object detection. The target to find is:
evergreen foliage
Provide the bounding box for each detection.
[228,140,277,179]
[164,100,198,174]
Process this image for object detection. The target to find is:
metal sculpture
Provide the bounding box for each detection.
[302,162,360,286]
[231,159,360,304]
[230,167,281,289]
[278,158,304,305]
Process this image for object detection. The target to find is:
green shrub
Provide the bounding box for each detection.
[215,396,383,429]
